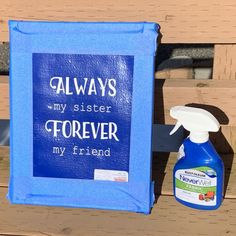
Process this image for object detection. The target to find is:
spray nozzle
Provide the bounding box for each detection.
[169,106,220,143]
[169,121,182,135]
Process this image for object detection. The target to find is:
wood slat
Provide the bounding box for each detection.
[155,68,194,79]
[0,146,9,187]
[153,152,236,199]
[154,79,236,153]
[1,0,236,43]
[0,187,235,236]
[2,76,236,125]
[155,79,236,125]
[213,44,236,80]
[2,76,236,152]
[211,126,236,154]
[1,147,236,198]
[0,76,9,119]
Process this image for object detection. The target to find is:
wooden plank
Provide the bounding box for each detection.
[211,126,236,154]
[154,79,236,125]
[1,147,236,198]
[155,68,193,79]
[154,79,236,153]
[2,76,236,125]
[0,76,9,120]
[213,44,236,80]
[153,152,236,199]
[2,76,236,152]
[1,0,236,43]
[0,146,9,187]
[0,187,235,236]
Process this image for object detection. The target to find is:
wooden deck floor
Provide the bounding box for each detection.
[0,147,235,236]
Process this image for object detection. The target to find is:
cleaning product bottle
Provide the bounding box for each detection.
[170,106,224,210]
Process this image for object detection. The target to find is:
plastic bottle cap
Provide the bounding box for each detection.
[189,131,209,143]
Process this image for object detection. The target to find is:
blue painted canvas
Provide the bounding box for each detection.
[8,21,159,214]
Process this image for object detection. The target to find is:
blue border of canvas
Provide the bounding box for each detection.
[8,21,159,214]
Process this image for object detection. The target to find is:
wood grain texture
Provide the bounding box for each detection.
[153,79,236,153]
[1,147,236,198]
[0,187,235,236]
[0,146,9,187]
[155,79,236,126]
[0,76,9,120]
[2,76,236,152]
[211,126,236,154]
[1,0,236,43]
[2,76,236,125]
[155,68,194,79]
[213,44,236,80]
[153,152,236,199]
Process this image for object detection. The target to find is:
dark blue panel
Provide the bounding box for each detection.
[33,53,134,180]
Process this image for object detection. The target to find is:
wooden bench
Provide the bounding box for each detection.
[0,1,236,235]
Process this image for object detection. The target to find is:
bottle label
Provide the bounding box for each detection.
[175,167,217,206]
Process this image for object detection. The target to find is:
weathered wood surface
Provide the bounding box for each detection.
[1,0,236,43]
[0,187,236,236]
[0,147,236,236]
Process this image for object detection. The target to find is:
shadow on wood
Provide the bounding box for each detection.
[152,152,170,202]
[186,103,233,197]
[186,103,229,125]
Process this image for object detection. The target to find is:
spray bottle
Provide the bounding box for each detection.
[170,106,224,210]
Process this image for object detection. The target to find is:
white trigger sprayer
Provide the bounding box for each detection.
[169,106,220,143]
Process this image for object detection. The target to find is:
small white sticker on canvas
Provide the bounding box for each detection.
[94,169,128,182]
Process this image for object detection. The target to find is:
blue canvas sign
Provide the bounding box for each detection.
[8,21,159,214]
[33,53,133,180]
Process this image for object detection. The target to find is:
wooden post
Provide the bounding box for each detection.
[213,44,236,80]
